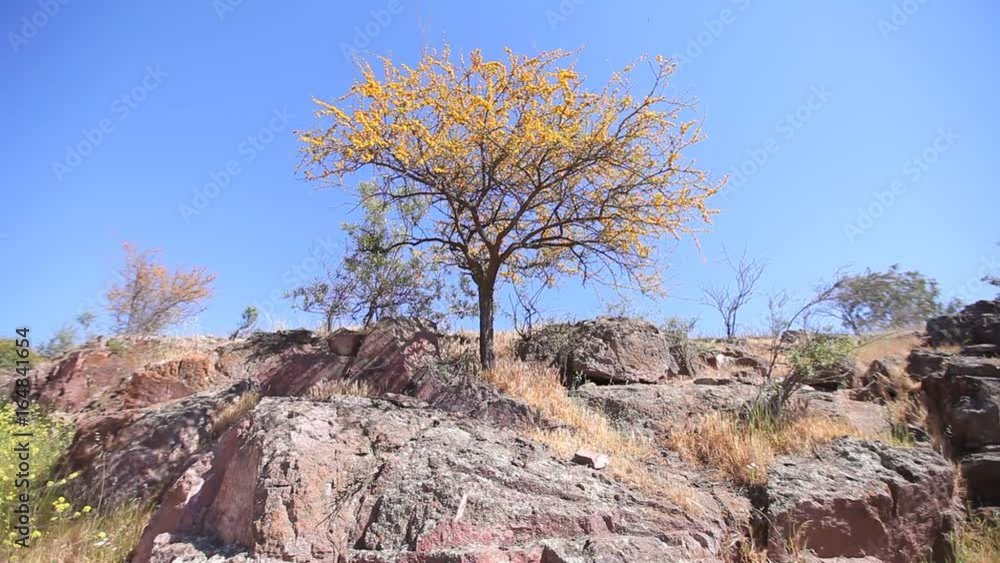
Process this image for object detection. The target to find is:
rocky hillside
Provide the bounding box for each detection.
[12,306,1000,562]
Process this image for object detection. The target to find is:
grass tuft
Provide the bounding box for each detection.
[482,356,700,511]
[666,409,864,487]
[210,390,260,438]
[307,379,373,401]
[952,515,1000,563]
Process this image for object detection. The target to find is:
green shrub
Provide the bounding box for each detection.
[787,333,853,380]
[106,339,128,356]
[0,401,76,550]
[951,514,1000,563]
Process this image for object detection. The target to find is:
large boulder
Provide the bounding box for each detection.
[767,438,955,563]
[698,344,768,378]
[60,380,259,508]
[913,302,1000,508]
[136,397,743,563]
[576,380,757,435]
[926,299,1000,347]
[516,317,681,385]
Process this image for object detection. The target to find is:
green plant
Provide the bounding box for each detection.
[286,182,451,332]
[787,333,853,382]
[951,514,1000,562]
[229,306,259,340]
[39,325,78,358]
[75,312,97,338]
[0,400,77,552]
[106,339,128,356]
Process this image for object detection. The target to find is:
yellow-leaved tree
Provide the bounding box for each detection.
[106,243,216,335]
[299,47,722,369]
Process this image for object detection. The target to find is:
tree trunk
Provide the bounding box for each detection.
[478,281,496,371]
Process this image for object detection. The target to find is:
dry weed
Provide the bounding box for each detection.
[667,411,863,487]
[210,390,260,438]
[307,380,372,401]
[483,356,700,511]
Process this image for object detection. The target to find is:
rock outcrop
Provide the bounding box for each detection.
[576,380,757,435]
[136,397,741,563]
[767,438,955,563]
[515,317,682,385]
[912,299,1000,508]
[926,299,1000,347]
[62,380,260,508]
[577,382,890,439]
[39,320,545,512]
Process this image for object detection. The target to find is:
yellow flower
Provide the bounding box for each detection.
[97,532,107,539]
[82,505,92,513]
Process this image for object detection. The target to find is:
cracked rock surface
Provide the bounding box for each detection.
[766,437,955,563]
[137,397,743,563]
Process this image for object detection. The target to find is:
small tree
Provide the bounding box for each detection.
[75,311,96,339]
[106,243,216,335]
[985,242,1000,296]
[230,306,259,340]
[700,247,766,339]
[286,184,447,331]
[299,47,721,368]
[39,325,77,357]
[749,274,847,420]
[831,265,945,334]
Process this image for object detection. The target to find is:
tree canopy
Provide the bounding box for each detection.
[299,47,722,367]
[831,265,948,334]
[286,183,457,331]
[106,243,216,335]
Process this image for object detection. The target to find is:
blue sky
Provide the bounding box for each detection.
[2,0,997,341]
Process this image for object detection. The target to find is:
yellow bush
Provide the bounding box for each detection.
[0,400,75,550]
[1,401,150,561]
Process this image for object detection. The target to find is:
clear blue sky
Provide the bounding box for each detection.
[2,1,997,341]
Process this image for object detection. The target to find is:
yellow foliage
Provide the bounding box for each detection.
[0,401,75,551]
[299,46,722,292]
[106,243,216,335]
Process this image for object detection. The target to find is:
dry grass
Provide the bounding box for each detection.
[8,501,152,563]
[307,379,372,401]
[952,515,1000,563]
[441,329,520,364]
[666,410,865,487]
[482,356,700,511]
[849,331,922,372]
[210,390,260,438]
